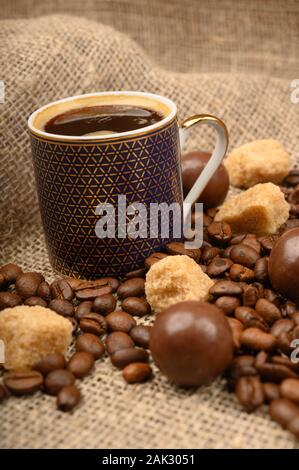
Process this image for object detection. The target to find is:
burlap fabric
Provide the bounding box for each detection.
[1,14,299,449]
[2,0,299,78]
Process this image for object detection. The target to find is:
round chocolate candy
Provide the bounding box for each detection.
[269,228,299,304]
[181,151,229,208]
[150,301,233,386]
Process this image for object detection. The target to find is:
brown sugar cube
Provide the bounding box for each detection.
[215,183,289,235]
[145,255,214,314]
[224,139,290,188]
[0,306,72,370]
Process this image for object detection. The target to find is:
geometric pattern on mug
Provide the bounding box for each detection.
[31,120,182,278]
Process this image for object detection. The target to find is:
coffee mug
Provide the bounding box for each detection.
[28,91,228,279]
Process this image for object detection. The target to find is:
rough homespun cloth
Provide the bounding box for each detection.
[1,14,299,449]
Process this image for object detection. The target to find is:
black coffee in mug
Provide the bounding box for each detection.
[44,105,164,136]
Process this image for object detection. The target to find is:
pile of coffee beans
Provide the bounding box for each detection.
[1,171,299,440]
[0,265,153,412]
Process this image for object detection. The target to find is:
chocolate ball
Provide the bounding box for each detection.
[269,228,299,304]
[150,301,233,386]
[181,151,229,208]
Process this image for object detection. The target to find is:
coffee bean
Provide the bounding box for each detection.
[75,333,105,359]
[235,376,265,412]
[259,235,278,254]
[44,369,75,395]
[106,332,134,355]
[263,383,280,403]
[122,362,152,383]
[229,244,260,268]
[57,384,81,412]
[230,234,247,245]
[36,281,51,300]
[103,277,120,293]
[48,298,74,317]
[75,301,93,320]
[34,353,66,376]
[215,296,240,315]
[272,355,298,371]
[15,272,44,299]
[199,264,207,273]
[24,296,47,307]
[229,264,255,283]
[223,246,233,258]
[233,234,261,254]
[235,306,268,331]
[75,285,112,301]
[245,236,261,255]
[207,221,232,246]
[236,376,265,413]
[227,318,244,349]
[165,242,201,262]
[288,415,299,438]
[263,288,281,307]
[110,348,149,369]
[280,218,299,234]
[257,363,298,382]
[125,268,146,279]
[67,351,95,379]
[4,371,43,395]
[201,246,221,264]
[240,328,277,352]
[277,331,294,355]
[290,203,299,216]
[254,350,268,368]
[281,301,297,317]
[284,169,299,186]
[0,263,22,282]
[254,257,269,283]
[50,279,74,301]
[130,325,152,349]
[0,273,6,289]
[242,285,260,307]
[269,398,299,428]
[70,277,120,293]
[117,278,145,299]
[0,291,22,309]
[206,258,233,277]
[293,312,299,325]
[79,312,107,335]
[106,310,136,333]
[93,294,116,315]
[145,252,168,269]
[255,299,281,325]
[122,297,151,317]
[228,355,257,384]
[0,382,9,402]
[270,319,294,338]
[280,379,299,403]
[209,280,243,297]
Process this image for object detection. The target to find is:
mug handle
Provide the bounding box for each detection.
[179,114,229,223]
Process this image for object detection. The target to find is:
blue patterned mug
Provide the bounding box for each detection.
[28,91,228,279]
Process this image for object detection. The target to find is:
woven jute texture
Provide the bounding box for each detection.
[1,14,299,449]
[2,0,299,78]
